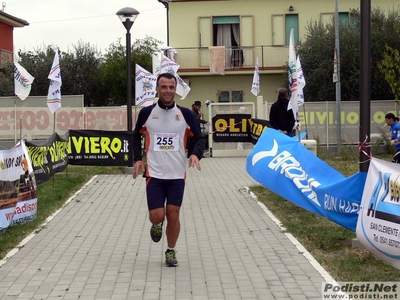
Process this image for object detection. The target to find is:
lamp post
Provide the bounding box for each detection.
[116,7,140,135]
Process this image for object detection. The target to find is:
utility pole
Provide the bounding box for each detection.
[359,0,371,172]
[334,0,342,153]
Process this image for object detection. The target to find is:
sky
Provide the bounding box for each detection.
[5,0,168,55]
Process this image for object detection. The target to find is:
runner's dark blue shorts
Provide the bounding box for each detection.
[146,178,185,210]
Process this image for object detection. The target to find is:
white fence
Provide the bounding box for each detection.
[0,96,397,146]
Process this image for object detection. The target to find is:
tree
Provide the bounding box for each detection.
[0,63,14,96]
[297,8,400,102]
[17,45,56,97]
[379,44,400,101]
[60,41,103,107]
[378,18,400,101]
[99,36,161,106]
[0,36,161,106]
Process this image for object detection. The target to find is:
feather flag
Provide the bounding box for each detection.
[135,64,157,107]
[175,74,191,100]
[14,61,35,101]
[288,28,300,130]
[160,54,180,75]
[47,51,62,114]
[251,57,260,96]
[296,55,306,106]
[152,53,161,77]
[160,54,191,100]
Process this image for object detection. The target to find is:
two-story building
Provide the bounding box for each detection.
[158,0,399,119]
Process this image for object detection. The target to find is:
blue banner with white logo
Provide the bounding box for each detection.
[246,128,367,231]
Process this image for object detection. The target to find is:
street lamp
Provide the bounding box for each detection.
[116,7,140,135]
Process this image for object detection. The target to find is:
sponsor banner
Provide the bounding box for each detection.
[0,107,142,140]
[25,133,68,184]
[322,281,400,299]
[246,128,366,231]
[212,114,252,143]
[249,118,270,144]
[68,130,132,166]
[357,157,400,269]
[0,140,37,233]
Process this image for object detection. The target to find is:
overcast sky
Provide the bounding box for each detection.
[5,0,167,55]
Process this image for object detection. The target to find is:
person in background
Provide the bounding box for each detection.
[191,101,209,129]
[132,73,205,267]
[188,100,209,156]
[269,88,295,137]
[385,112,400,163]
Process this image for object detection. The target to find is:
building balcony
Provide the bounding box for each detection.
[167,45,288,75]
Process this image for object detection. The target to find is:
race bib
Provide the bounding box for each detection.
[154,133,179,151]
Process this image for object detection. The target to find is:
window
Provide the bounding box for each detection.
[272,14,299,46]
[321,12,355,28]
[212,16,241,68]
[218,90,243,103]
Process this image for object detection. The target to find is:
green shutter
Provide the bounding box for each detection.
[286,14,299,46]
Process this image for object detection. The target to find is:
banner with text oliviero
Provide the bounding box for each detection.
[67,130,132,166]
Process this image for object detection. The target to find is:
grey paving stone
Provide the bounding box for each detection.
[0,158,330,299]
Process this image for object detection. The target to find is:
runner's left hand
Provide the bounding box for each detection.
[188,155,201,171]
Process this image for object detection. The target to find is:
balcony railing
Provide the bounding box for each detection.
[167,46,288,72]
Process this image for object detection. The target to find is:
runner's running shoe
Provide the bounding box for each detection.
[165,249,179,267]
[150,223,163,243]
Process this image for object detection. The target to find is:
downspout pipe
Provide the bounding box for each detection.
[158,0,170,46]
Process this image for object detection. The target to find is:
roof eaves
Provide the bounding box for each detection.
[0,10,29,27]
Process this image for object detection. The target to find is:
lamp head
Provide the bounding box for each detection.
[289,6,294,11]
[116,7,140,31]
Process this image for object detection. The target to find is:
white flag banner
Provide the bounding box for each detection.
[160,54,190,100]
[160,54,180,75]
[251,57,260,96]
[176,74,191,100]
[288,28,300,130]
[152,53,161,77]
[47,51,62,114]
[14,62,35,101]
[296,55,306,106]
[135,64,157,107]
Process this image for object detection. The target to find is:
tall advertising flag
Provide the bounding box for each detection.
[135,64,157,107]
[152,53,161,77]
[251,57,260,96]
[296,55,306,106]
[160,54,180,75]
[175,75,191,100]
[160,54,191,100]
[47,51,62,114]
[14,62,35,101]
[288,28,300,130]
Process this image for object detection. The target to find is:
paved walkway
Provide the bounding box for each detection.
[0,157,333,300]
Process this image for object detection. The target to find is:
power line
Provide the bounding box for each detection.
[7,7,164,25]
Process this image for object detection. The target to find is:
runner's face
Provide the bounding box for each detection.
[157,77,176,105]
[386,118,394,126]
